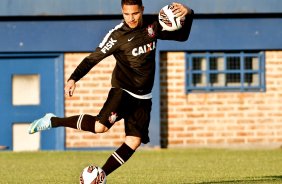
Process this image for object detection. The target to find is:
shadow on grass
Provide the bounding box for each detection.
[189,175,282,184]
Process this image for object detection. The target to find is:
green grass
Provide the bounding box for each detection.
[0,148,282,183]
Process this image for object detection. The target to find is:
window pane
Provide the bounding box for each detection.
[210,73,218,83]
[244,56,259,70]
[210,58,217,70]
[192,57,206,70]
[12,74,40,105]
[13,123,40,151]
[210,57,224,71]
[244,57,253,69]
[226,56,240,70]
[244,73,259,86]
[245,73,253,83]
[192,73,206,86]
[210,73,225,86]
[226,73,241,86]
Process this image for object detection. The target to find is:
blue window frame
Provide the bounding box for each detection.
[185,52,265,93]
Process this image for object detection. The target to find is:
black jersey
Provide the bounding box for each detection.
[69,11,194,95]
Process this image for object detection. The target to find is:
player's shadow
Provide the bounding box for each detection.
[187,175,282,184]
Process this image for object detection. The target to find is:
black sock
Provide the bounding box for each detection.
[102,143,135,175]
[51,114,96,133]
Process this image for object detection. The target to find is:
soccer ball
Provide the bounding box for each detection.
[79,165,107,184]
[158,4,185,31]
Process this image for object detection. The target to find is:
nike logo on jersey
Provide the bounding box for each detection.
[128,37,135,42]
[132,41,156,56]
[101,37,117,54]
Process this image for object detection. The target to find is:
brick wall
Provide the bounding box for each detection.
[64,53,125,148]
[64,51,282,149]
[160,51,282,148]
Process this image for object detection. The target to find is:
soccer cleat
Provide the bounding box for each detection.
[28,113,56,134]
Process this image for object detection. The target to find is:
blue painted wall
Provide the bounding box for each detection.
[0,0,281,52]
[0,53,65,150]
[0,0,281,16]
[0,17,281,52]
[159,17,282,51]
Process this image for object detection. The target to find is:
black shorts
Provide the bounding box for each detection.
[97,88,152,144]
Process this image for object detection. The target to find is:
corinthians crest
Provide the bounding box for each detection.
[108,112,118,124]
[147,24,155,37]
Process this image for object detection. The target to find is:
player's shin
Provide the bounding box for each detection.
[51,114,96,133]
[102,143,135,175]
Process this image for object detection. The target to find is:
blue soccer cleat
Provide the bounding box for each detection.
[28,113,56,134]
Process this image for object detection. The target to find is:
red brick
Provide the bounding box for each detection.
[207,139,225,144]
[227,139,245,144]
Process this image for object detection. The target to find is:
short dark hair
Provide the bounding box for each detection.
[121,0,143,7]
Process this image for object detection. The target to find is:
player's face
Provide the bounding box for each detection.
[122,4,144,28]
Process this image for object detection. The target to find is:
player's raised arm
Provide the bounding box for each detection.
[157,2,194,41]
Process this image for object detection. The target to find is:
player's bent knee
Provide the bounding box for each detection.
[95,122,108,133]
[125,136,141,150]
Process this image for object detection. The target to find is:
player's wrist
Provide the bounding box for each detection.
[67,78,76,83]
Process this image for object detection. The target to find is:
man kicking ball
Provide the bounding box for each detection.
[29,0,193,177]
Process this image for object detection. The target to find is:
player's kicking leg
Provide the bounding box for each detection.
[101,136,140,175]
[28,113,98,134]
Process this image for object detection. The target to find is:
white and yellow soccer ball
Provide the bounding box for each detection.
[158,4,185,31]
[79,165,107,184]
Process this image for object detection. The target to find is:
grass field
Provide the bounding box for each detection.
[0,148,282,184]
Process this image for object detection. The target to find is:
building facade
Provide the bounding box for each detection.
[0,0,281,150]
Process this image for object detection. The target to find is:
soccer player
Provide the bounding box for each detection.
[29,0,193,176]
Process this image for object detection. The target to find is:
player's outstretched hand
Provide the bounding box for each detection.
[171,2,191,18]
[64,79,76,97]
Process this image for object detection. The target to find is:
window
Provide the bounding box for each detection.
[185,52,265,93]
[12,74,40,105]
